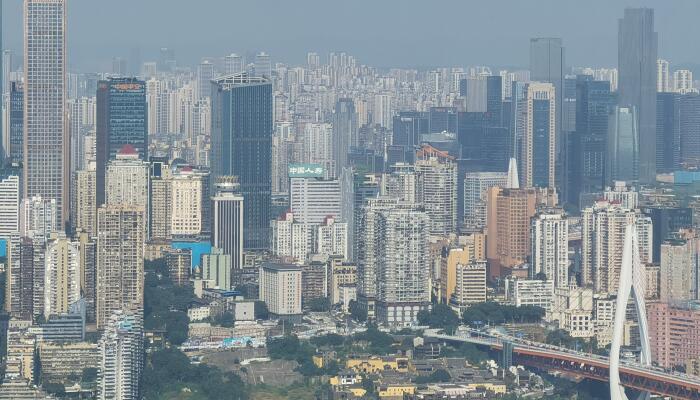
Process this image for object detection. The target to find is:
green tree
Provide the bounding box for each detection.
[348,300,367,322]
[214,312,235,327]
[307,297,331,312]
[417,304,459,334]
[81,367,98,383]
[254,301,269,320]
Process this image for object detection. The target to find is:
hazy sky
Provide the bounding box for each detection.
[3,0,700,72]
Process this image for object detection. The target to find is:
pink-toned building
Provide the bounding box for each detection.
[648,302,700,368]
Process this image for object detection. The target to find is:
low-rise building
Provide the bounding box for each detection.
[505,278,554,311]
[38,342,100,383]
[346,356,410,374]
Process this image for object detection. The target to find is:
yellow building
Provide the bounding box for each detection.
[466,382,506,394]
[377,383,416,398]
[346,356,409,374]
[441,233,486,303]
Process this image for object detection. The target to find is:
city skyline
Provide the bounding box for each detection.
[3,2,700,399]
[3,1,700,71]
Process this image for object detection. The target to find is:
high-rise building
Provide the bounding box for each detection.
[254,52,271,79]
[73,161,97,237]
[270,212,314,262]
[659,231,697,302]
[332,98,358,172]
[211,73,272,250]
[259,263,302,318]
[452,261,488,308]
[316,216,348,260]
[415,146,458,235]
[170,166,206,237]
[373,94,393,129]
[201,247,231,290]
[641,205,692,263]
[24,0,68,225]
[356,197,401,319]
[530,209,569,289]
[521,82,556,188]
[96,205,145,330]
[164,247,191,286]
[382,163,418,204]
[96,78,147,207]
[607,106,639,183]
[211,176,244,270]
[569,77,615,203]
[463,172,507,229]
[486,186,557,280]
[224,53,243,75]
[289,174,341,225]
[0,174,20,240]
[97,310,144,400]
[673,69,696,94]
[78,232,97,323]
[657,59,670,92]
[530,38,565,186]
[581,200,652,294]
[43,233,81,317]
[19,196,57,241]
[105,145,149,209]
[8,82,24,165]
[197,60,215,99]
[391,112,428,164]
[618,8,658,183]
[149,157,172,241]
[648,302,700,369]
[375,207,430,327]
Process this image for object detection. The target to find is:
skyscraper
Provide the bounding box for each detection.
[254,52,271,79]
[581,200,652,294]
[657,59,670,92]
[96,78,148,208]
[530,38,565,186]
[415,146,458,235]
[521,82,556,189]
[105,145,149,209]
[332,98,358,172]
[197,60,215,99]
[8,82,24,166]
[530,209,569,289]
[0,174,20,241]
[569,77,615,204]
[24,0,68,226]
[375,207,430,327]
[211,73,272,250]
[211,176,244,270]
[607,106,639,183]
[97,310,144,400]
[96,205,145,330]
[43,233,81,317]
[618,8,658,183]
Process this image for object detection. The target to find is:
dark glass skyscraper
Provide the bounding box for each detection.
[656,92,679,173]
[391,111,428,164]
[618,8,657,183]
[211,73,272,250]
[530,38,565,187]
[96,78,148,207]
[9,82,24,166]
[332,98,358,173]
[569,77,616,204]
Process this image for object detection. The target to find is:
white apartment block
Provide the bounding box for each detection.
[530,210,569,289]
[290,176,341,225]
[259,263,302,317]
[463,172,507,229]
